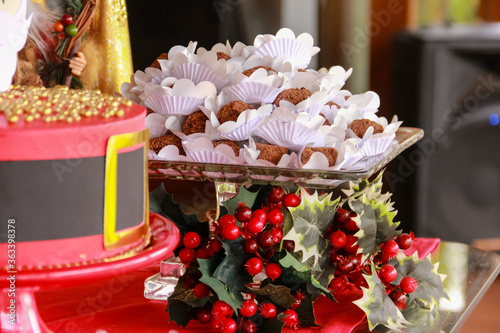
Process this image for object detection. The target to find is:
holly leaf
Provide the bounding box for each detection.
[167,299,198,327]
[393,252,448,308]
[296,292,320,327]
[258,318,285,333]
[198,255,244,314]
[283,188,340,268]
[279,252,331,299]
[400,301,441,333]
[213,238,253,292]
[222,185,260,216]
[244,284,295,309]
[350,194,401,259]
[353,263,410,331]
[343,171,389,203]
[149,183,209,239]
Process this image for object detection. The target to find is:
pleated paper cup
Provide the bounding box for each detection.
[345,91,380,115]
[170,63,229,90]
[253,120,326,152]
[216,105,272,141]
[146,113,168,138]
[183,137,245,165]
[224,81,283,104]
[144,94,205,116]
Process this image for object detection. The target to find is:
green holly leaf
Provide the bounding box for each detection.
[400,301,441,333]
[258,318,285,333]
[343,171,390,203]
[295,292,320,327]
[283,188,340,269]
[213,238,253,292]
[167,299,198,328]
[279,252,331,299]
[350,194,401,259]
[353,263,410,331]
[222,185,260,216]
[394,252,448,308]
[149,183,209,239]
[244,283,295,309]
[198,254,244,315]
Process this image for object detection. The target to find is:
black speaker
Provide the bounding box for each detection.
[391,24,500,244]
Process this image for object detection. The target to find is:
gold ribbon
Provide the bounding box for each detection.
[104,128,149,250]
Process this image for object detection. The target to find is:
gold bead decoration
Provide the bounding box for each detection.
[0,86,134,124]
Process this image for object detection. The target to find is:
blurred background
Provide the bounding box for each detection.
[124,0,500,250]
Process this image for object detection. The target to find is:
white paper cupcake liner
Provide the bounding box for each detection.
[170,63,228,89]
[144,94,204,116]
[255,38,312,69]
[223,82,283,104]
[146,113,168,138]
[359,134,396,157]
[218,115,266,141]
[253,121,326,151]
[183,137,245,165]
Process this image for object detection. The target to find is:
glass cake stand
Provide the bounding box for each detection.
[148,127,424,188]
[144,127,424,300]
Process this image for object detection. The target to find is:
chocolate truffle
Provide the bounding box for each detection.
[273,87,312,106]
[242,66,277,77]
[349,119,384,138]
[183,110,209,135]
[256,143,289,165]
[216,52,231,61]
[150,53,169,69]
[301,147,338,167]
[150,134,185,155]
[213,140,240,156]
[217,101,254,124]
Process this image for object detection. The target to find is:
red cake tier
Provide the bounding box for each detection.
[0,86,150,270]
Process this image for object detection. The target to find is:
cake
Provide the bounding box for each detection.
[0,85,150,270]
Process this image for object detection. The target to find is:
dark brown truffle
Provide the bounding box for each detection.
[183,110,209,135]
[150,53,169,69]
[216,101,254,124]
[213,140,240,156]
[301,147,338,167]
[348,119,384,138]
[273,87,312,106]
[242,66,277,77]
[216,52,231,61]
[150,134,185,155]
[256,143,289,165]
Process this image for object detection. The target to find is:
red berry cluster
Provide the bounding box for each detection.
[53,14,78,38]
[178,231,222,264]
[188,187,303,331]
[327,208,367,295]
[327,208,418,310]
[377,233,418,310]
[215,187,300,282]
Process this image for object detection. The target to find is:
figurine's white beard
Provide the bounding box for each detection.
[0,0,33,92]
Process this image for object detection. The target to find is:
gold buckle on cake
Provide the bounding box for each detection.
[103,128,149,250]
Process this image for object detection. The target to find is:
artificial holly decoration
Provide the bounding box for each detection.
[150,172,448,332]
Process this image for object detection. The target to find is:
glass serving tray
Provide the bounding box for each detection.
[148,127,423,188]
